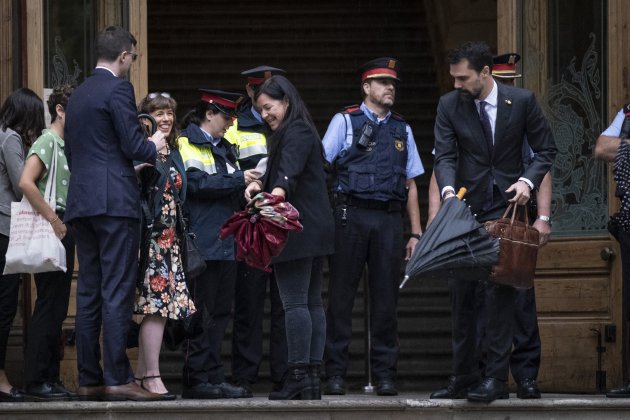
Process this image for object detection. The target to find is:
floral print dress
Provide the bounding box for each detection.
[135,163,196,320]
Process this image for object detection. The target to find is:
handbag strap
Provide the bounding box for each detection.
[43,138,58,208]
[156,154,188,232]
[502,202,531,226]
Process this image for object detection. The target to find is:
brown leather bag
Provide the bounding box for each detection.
[483,203,540,289]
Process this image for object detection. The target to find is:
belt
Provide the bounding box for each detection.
[334,193,402,212]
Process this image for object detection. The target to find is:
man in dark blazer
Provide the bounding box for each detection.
[431,41,556,402]
[64,26,166,401]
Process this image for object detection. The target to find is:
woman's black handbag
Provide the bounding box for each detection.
[156,156,207,281]
[180,220,206,279]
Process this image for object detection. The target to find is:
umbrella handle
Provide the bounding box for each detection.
[456,187,467,200]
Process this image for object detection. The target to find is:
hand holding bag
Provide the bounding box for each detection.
[4,140,66,274]
[483,203,539,289]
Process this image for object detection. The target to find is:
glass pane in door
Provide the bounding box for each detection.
[523,0,608,236]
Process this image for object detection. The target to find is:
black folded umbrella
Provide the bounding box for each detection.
[400,188,499,288]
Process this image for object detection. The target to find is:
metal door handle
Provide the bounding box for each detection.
[601,247,615,261]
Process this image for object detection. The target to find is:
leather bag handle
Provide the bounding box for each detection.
[501,202,530,226]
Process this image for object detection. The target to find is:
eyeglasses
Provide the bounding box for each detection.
[148,92,171,100]
[123,51,138,62]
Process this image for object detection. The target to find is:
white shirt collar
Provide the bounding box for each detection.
[476,79,498,108]
[95,66,117,77]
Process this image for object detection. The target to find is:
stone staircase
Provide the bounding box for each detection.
[146,0,448,394]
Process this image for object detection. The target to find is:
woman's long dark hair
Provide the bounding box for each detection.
[0,88,45,149]
[254,75,318,157]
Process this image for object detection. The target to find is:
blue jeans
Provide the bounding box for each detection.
[273,257,326,366]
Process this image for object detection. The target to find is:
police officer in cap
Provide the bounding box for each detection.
[322,57,424,396]
[179,89,255,399]
[225,66,289,393]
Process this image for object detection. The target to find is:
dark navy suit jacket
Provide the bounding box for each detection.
[64,68,157,222]
[434,83,556,216]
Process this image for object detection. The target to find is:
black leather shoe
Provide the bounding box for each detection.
[430,374,479,399]
[181,382,223,399]
[233,379,253,395]
[0,387,24,402]
[606,381,630,398]
[50,381,78,400]
[25,382,69,401]
[467,377,509,402]
[213,382,252,398]
[516,378,541,399]
[323,376,346,395]
[376,379,398,396]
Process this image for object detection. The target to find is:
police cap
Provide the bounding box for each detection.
[358,57,401,82]
[492,53,522,79]
[198,89,244,117]
[241,65,287,86]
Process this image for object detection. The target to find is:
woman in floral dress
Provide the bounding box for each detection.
[134,92,195,400]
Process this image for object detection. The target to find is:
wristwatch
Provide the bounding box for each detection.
[536,215,552,226]
[410,233,422,240]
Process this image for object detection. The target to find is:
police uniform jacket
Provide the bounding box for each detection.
[335,107,409,202]
[264,119,334,263]
[225,101,268,171]
[179,123,245,261]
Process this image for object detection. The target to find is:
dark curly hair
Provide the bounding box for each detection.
[48,84,75,123]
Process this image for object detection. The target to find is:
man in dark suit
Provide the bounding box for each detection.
[431,41,556,402]
[64,26,166,401]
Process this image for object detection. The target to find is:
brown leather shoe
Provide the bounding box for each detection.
[103,382,162,401]
[77,385,105,401]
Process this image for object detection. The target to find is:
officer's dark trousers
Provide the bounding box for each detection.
[325,206,402,381]
[183,260,236,386]
[450,270,517,382]
[25,226,75,386]
[0,234,20,371]
[231,263,287,385]
[72,216,138,386]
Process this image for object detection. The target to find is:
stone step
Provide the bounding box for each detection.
[1,395,625,420]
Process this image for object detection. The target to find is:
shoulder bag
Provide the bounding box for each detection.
[4,139,66,274]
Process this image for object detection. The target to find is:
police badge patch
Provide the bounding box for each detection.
[394,138,405,151]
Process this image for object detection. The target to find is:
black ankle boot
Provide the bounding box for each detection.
[308,363,322,400]
[269,364,312,400]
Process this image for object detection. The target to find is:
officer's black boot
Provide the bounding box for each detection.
[308,363,322,400]
[268,364,313,400]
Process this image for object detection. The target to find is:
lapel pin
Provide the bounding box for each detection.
[505,99,512,105]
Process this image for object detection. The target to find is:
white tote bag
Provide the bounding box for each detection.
[3,139,67,274]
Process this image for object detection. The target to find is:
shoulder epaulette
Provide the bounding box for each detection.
[390,111,406,121]
[341,104,362,115]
